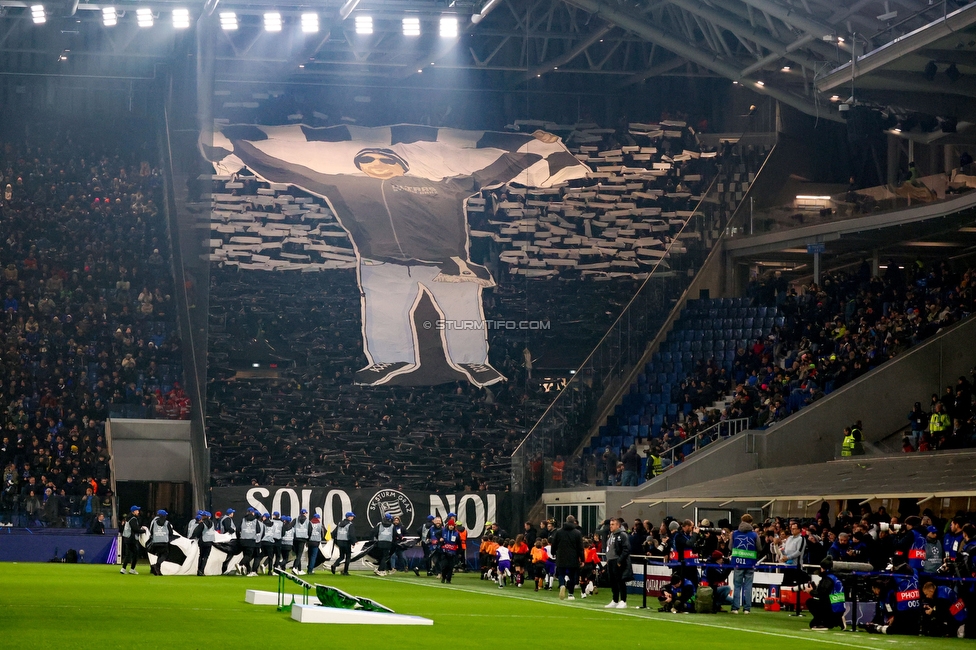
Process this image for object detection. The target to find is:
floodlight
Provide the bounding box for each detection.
[355,15,372,34]
[136,7,153,28]
[402,17,420,36]
[172,8,190,29]
[102,6,117,26]
[30,5,45,24]
[219,11,237,30]
[439,15,457,37]
[264,12,282,32]
[301,13,318,33]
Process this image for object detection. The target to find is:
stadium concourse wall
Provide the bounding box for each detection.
[544,313,976,526]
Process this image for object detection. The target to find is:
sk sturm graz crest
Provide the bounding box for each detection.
[366,489,415,529]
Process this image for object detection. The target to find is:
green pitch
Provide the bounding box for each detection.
[0,563,961,649]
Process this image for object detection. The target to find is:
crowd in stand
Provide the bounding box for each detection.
[206,265,646,490]
[901,375,976,451]
[0,127,186,527]
[205,118,750,490]
[629,259,976,470]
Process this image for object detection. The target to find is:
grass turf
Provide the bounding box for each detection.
[0,563,962,649]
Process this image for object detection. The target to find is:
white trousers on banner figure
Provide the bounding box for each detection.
[359,261,489,383]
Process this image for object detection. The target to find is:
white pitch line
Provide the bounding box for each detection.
[356,575,909,650]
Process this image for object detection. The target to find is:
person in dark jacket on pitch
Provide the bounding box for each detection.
[551,515,585,601]
[439,519,461,583]
[331,512,357,575]
[190,511,216,576]
[120,505,145,574]
[604,517,632,609]
[148,510,174,576]
[373,513,398,576]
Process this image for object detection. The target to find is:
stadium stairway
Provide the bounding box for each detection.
[584,296,784,475]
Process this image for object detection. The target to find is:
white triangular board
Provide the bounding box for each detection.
[245,590,320,606]
[291,604,433,625]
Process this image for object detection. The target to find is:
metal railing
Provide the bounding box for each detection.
[657,417,751,472]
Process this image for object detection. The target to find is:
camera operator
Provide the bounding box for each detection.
[944,516,965,562]
[920,580,966,638]
[671,519,699,585]
[865,563,922,635]
[802,557,846,631]
[894,516,927,572]
[704,550,732,612]
[694,519,719,558]
[659,573,696,613]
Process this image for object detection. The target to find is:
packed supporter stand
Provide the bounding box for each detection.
[205,119,765,490]
[0,126,186,527]
[591,259,976,483]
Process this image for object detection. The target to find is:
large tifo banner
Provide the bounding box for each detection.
[211,486,507,538]
[204,123,589,388]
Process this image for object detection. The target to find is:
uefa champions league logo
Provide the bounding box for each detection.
[366,489,415,529]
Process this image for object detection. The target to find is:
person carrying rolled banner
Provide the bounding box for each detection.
[307,513,324,574]
[374,513,397,576]
[331,512,357,575]
[217,508,238,575]
[256,512,275,574]
[292,509,311,575]
[268,511,284,573]
[236,507,261,576]
[190,511,215,576]
[120,505,145,575]
[420,515,435,576]
[187,511,203,539]
[278,516,295,571]
[148,509,175,576]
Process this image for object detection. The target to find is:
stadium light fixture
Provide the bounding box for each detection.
[439,15,458,38]
[402,16,420,36]
[30,5,45,24]
[264,12,282,32]
[102,6,117,26]
[172,8,190,29]
[355,15,372,34]
[301,13,318,33]
[219,11,237,30]
[136,7,153,28]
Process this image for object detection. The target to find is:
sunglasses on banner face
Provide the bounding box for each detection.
[358,156,401,166]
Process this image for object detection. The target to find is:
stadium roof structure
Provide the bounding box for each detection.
[630,450,976,506]
[4,0,976,129]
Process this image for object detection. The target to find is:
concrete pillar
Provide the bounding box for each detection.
[813,251,821,286]
[871,249,880,277]
[887,134,900,186]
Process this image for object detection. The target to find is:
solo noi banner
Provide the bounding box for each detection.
[211,486,508,538]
